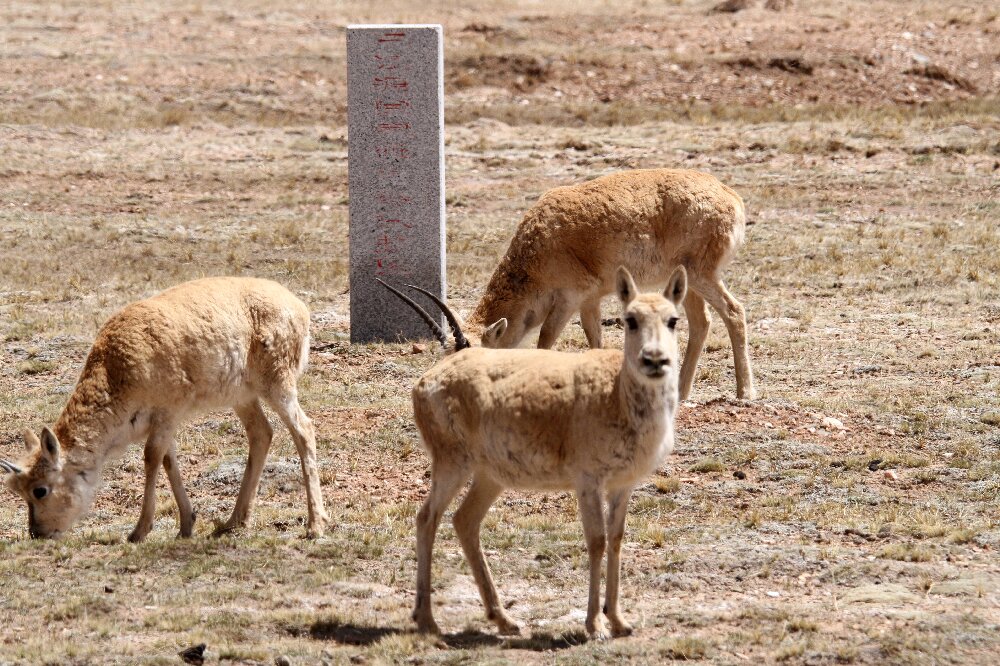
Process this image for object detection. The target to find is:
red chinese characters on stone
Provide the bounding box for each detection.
[375,53,402,71]
[371,30,416,278]
[375,99,411,112]
[373,76,408,92]
[375,144,412,160]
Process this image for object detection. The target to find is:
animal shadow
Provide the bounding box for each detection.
[441,628,587,651]
[308,620,584,652]
[308,620,401,645]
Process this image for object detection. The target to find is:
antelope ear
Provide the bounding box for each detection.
[2,462,20,492]
[664,266,687,306]
[481,319,508,347]
[616,266,638,306]
[39,427,61,468]
[23,429,40,452]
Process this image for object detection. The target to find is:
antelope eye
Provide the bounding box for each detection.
[32,487,49,500]
[667,317,679,330]
[625,316,638,331]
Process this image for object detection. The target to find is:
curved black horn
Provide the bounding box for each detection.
[0,459,21,475]
[375,278,449,349]
[405,285,470,351]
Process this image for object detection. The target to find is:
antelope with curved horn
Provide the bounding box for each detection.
[382,266,687,640]
[464,168,755,400]
[2,277,328,542]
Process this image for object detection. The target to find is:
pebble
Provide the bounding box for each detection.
[822,416,846,431]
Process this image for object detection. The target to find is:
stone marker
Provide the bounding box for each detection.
[347,24,446,343]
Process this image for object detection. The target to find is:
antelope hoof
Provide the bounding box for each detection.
[414,615,441,635]
[609,618,634,638]
[127,528,149,544]
[178,512,196,539]
[493,614,521,636]
[586,617,611,642]
[305,510,329,538]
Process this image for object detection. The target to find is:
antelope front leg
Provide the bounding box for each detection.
[537,296,579,350]
[216,400,274,536]
[129,428,171,543]
[576,483,610,640]
[580,295,603,349]
[604,488,634,637]
[414,464,468,634]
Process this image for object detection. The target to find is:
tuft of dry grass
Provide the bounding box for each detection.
[688,457,726,474]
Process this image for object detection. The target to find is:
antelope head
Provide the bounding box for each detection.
[3,429,99,539]
[616,265,687,385]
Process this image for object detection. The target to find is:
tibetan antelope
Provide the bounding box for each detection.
[381,266,686,640]
[2,277,328,542]
[465,168,754,399]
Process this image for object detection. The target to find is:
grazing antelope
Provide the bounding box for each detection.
[382,266,687,640]
[1,277,328,542]
[465,168,754,400]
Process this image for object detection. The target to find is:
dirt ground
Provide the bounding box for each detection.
[1,0,999,664]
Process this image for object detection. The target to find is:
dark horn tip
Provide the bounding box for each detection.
[375,277,450,349]
[403,284,471,350]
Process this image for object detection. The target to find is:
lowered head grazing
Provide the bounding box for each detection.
[466,168,754,399]
[3,277,327,543]
[3,429,97,539]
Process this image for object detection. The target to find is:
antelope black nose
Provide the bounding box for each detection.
[641,354,669,368]
[640,353,671,377]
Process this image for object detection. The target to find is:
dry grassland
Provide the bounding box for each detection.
[1,0,999,664]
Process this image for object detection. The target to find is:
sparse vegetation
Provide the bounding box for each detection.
[1,0,998,663]
[689,457,726,474]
